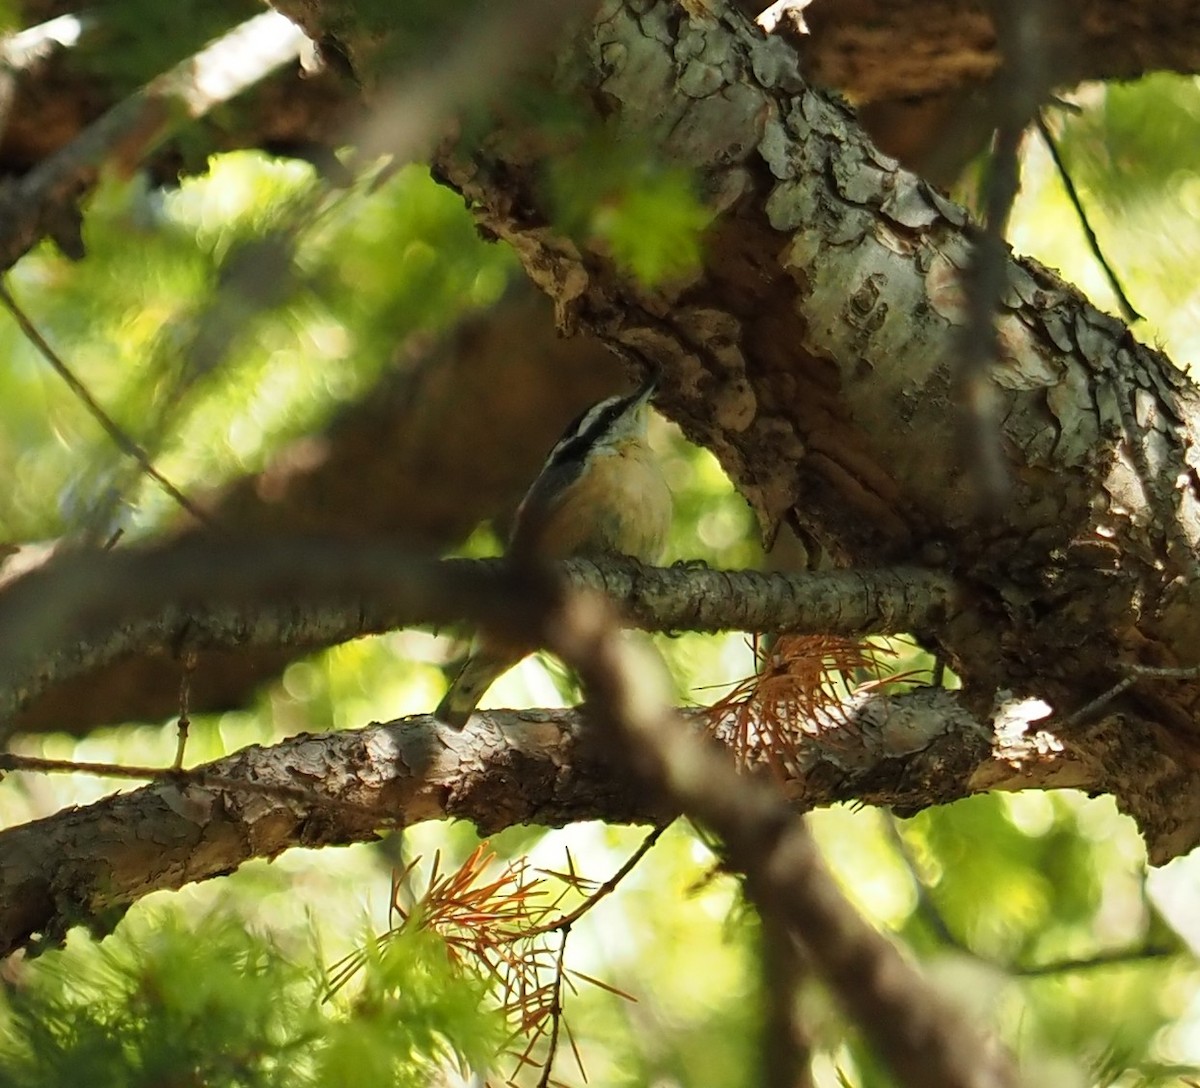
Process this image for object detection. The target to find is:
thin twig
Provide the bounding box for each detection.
[884,816,970,954]
[173,649,197,769]
[1035,111,1141,324]
[1012,945,1178,977]
[328,826,663,1083]
[1121,662,1200,681]
[1065,661,1200,728]
[957,122,1023,507]
[0,279,214,527]
[957,0,1052,508]
[0,752,179,779]
[529,825,665,934]
[888,817,1178,977]
[534,932,570,1088]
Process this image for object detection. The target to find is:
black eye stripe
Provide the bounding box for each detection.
[546,396,631,469]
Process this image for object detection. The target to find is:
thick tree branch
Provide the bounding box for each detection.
[791,0,1200,101]
[8,0,1200,191]
[400,0,1200,858]
[0,711,649,956]
[0,682,1106,959]
[0,528,1177,958]
[0,536,957,731]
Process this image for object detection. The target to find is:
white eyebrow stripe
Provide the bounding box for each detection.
[542,395,626,466]
[576,398,622,438]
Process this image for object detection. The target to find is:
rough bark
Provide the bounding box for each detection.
[8,2,1200,196]
[0,528,1187,956]
[0,684,1105,958]
[376,0,1200,860]
[7,0,1200,922]
[0,541,958,728]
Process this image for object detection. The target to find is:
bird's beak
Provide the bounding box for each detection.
[635,374,658,407]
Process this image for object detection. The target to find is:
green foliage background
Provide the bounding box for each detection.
[1,12,1200,1088]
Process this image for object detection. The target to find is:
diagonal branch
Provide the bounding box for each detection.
[0,280,213,528]
[0,9,309,271]
[544,586,1020,1088]
[7,287,627,736]
[757,912,814,1088]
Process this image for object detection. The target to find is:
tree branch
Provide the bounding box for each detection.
[0,10,308,271]
[7,287,629,736]
[7,0,1200,191]
[0,537,958,732]
[410,0,1200,857]
[543,587,1020,1088]
[0,680,1105,959]
[0,279,213,529]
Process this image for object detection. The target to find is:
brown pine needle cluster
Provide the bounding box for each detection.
[704,635,911,776]
[327,833,661,1087]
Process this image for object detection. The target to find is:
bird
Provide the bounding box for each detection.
[434,376,672,729]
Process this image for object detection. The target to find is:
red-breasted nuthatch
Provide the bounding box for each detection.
[435,376,672,729]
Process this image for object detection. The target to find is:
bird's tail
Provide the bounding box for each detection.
[434,649,517,730]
